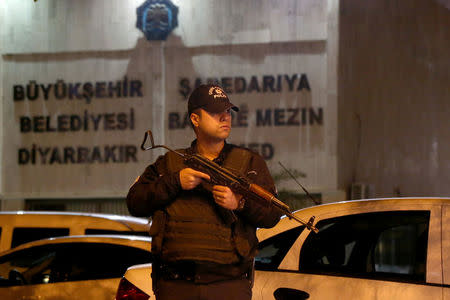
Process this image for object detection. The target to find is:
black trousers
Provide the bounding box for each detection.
[154,277,252,300]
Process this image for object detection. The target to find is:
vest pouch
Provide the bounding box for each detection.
[149,210,167,254]
[234,221,257,258]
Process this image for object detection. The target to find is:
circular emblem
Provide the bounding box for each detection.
[136,0,179,41]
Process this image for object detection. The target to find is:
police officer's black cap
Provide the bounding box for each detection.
[188,84,239,115]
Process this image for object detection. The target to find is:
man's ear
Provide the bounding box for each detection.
[190,112,200,127]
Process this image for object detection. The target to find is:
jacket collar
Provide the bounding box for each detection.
[188,139,233,165]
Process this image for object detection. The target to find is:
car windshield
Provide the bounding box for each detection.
[0,242,151,286]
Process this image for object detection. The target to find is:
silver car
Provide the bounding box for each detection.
[0,235,152,300]
[116,197,450,300]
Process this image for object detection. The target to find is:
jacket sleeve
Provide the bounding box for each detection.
[126,154,181,217]
[238,153,283,228]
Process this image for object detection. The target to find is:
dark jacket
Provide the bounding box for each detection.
[126,141,282,265]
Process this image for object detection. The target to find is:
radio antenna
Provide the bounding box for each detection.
[278,162,321,205]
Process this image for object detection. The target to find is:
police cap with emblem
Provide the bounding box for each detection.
[188,84,239,115]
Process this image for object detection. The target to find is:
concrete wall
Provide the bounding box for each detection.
[1,0,342,205]
[338,0,450,197]
[0,1,5,201]
[5,0,448,207]
[3,0,327,54]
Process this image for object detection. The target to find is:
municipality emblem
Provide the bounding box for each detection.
[136,0,179,41]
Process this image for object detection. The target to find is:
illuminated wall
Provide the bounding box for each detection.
[1,0,340,204]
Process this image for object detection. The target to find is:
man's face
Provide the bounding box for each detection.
[191,108,232,142]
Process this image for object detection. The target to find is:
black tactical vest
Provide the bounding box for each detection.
[150,146,254,264]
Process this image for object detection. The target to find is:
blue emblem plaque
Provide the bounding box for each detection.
[136,0,179,41]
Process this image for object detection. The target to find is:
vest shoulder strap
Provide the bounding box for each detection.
[223,146,252,176]
[166,149,187,173]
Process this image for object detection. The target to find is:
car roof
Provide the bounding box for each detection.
[257,197,450,240]
[0,211,150,231]
[294,197,450,214]
[0,211,148,224]
[0,234,152,256]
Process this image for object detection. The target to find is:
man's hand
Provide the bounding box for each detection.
[212,185,243,210]
[179,168,210,190]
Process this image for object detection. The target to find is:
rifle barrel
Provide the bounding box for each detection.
[288,213,319,233]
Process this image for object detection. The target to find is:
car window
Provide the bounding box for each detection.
[255,226,305,271]
[11,228,70,248]
[299,211,429,282]
[0,242,152,286]
[0,245,57,286]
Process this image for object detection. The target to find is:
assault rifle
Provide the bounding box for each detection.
[141,130,319,233]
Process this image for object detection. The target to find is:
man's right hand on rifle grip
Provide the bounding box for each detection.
[179,168,211,190]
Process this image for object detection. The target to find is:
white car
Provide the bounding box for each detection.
[0,235,152,300]
[116,197,450,300]
[0,211,150,252]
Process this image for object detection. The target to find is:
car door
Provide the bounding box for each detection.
[253,204,443,300]
[0,242,151,300]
